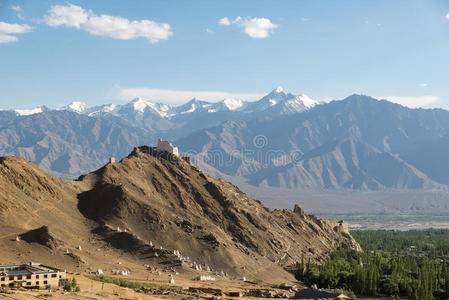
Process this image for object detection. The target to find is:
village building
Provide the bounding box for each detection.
[157,139,179,156]
[0,262,67,289]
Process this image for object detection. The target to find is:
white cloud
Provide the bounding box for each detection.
[44,3,173,43]
[218,16,241,26]
[0,35,17,43]
[11,5,24,20]
[380,95,439,108]
[219,16,278,38]
[44,4,89,28]
[11,5,21,12]
[446,13,449,20]
[219,17,231,26]
[0,21,33,43]
[419,83,428,87]
[242,17,278,38]
[115,87,263,104]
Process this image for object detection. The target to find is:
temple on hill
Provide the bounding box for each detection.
[131,139,190,163]
[157,139,179,156]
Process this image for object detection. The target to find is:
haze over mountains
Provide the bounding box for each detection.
[1,88,449,193]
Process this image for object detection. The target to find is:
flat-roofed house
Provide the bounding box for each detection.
[0,262,66,289]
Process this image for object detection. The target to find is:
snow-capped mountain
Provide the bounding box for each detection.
[245,87,318,115]
[170,98,212,115]
[246,87,295,112]
[87,104,118,117]
[170,97,248,115]
[4,91,449,194]
[116,98,173,118]
[14,106,50,116]
[63,101,88,113]
[220,98,246,111]
[5,87,318,120]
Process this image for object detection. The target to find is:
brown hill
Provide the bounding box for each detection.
[0,148,360,281]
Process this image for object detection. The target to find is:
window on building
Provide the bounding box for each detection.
[43,281,47,285]
[17,275,22,280]
[0,277,4,281]
[1,284,5,287]
[36,275,39,279]
[8,276,14,280]
[44,274,48,278]
[26,282,31,286]
[51,274,57,278]
[36,281,39,285]
[26,275,31,279]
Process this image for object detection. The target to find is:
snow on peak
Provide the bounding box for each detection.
[129,97,172,117]
[268,99,277,106]
[147,102,172,117]
[223,98,243,110]
[67,101,88,113]
[180,102,196,114]
[87,104,118,117]
[14,107,44,116]
[275,86,284,93]
[131,97,150,113]
[297,94,318,108]
[102,104,117,113]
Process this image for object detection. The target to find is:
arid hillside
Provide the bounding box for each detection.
[0,147,360,281]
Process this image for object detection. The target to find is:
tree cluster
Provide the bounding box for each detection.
[296,229,449,299]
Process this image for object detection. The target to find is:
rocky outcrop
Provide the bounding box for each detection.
[19,226,60,249]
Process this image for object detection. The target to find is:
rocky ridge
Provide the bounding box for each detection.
[0,147,360,279]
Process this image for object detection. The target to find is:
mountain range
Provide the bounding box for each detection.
[2,88,449,192]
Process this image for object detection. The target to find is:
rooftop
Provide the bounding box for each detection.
[0,262,65,276]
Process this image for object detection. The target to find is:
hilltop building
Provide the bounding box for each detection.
[133,140,190,163]
[157,139,179,156]
[0,262,66,289]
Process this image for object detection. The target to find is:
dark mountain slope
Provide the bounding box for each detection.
[2,94,449,191]
[0,111,156,176]
[176,95,449,190]
[403,133,449,185]
[247,138,436,190]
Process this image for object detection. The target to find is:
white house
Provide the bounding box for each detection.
[157,139,179,156]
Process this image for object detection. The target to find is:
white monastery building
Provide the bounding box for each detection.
[157,139,179,156]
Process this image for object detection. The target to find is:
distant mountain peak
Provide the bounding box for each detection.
[127,97,173,117]
[267,87,289,97]
[7,87,319,120]
[130,97,150,113]
[296,94,318,108]
[14,106,49,116]
[66,101,88,113]
[274,86,284,93]
[222,97,244,110]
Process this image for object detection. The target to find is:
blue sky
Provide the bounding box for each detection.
[0,0,449,109]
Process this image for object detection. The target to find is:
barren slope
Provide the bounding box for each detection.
[77,147,360,274]
[0,148,360,280]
